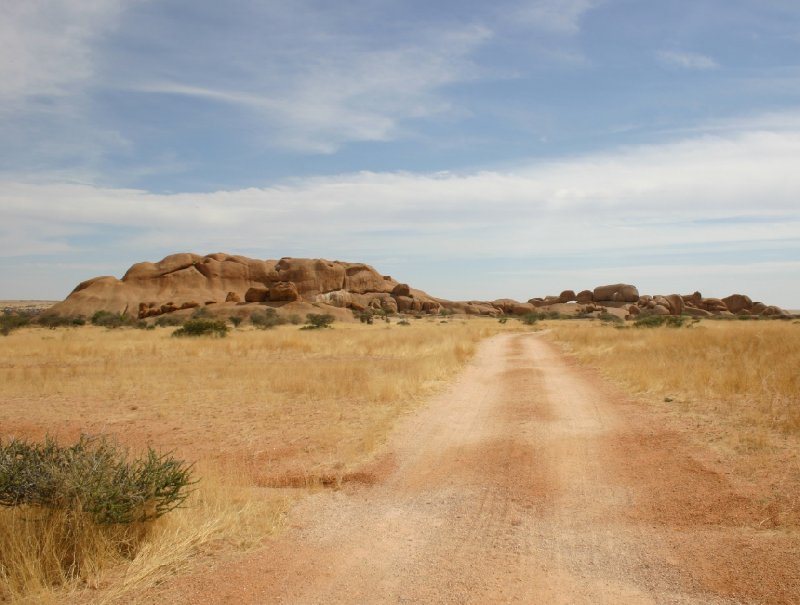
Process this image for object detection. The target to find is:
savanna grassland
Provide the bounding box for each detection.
[0,319,513,603]
[546,319,800,529]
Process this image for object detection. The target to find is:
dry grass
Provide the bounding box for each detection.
[0,318,509,602]
[546,320,800,442]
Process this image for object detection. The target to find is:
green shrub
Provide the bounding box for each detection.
[633,315,665,328]
[172,319,228,337]
[439,308,454,317]
[288,314,302,325]
[354,309,374,324]
[598,312,623,324]
[302,313,335,329]
[1,312,31,336]
[520,313,540,325]
[397,319,411,326]
[498,316,509,324]
[91,310,134,328]
[36,314,85,329]
[0,435,193,525]
[251,308,286,329]
[191,306,212,319]
[228,315,243,327]
[154,314,183,327]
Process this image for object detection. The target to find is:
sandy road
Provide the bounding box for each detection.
[157,332,753,604]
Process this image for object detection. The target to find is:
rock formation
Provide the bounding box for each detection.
[49,253,442,319]
[47,253,790,321]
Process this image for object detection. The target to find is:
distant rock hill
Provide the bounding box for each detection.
[47,253,789,320]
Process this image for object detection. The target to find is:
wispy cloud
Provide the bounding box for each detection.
[657,50,719,70]
[512,0,598,34]
[129,16,491,153]
[2,120,799,303]
[0,0,126,104]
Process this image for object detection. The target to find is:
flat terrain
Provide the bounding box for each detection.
[136,332,799,604]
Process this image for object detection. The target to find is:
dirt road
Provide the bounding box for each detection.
[152,332,795,604]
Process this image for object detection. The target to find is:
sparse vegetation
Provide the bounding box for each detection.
[172,319,228,337]
[91,310,135,328]
[303,313,335,329]
[37,314,86,329]
[548,321,800,438]
[0,434,193,524]
[154,314,183,327]
[250,307,287,329]
[1,312,30,336]
[520,312,540,325]
[0,435,193,597]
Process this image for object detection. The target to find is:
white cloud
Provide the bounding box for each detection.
[0,0,126,104]
[513,0,598,34]
[657,50,719,70]
[3,108,800,303]
[135,25,491,153]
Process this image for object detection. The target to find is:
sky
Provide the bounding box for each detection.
[1,0,799,307]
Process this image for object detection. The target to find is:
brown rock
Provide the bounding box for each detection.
[381,298,398,314]
[225,291,241,303]
[576,290,594,304]
[391,283,411,297]
[750,302,767,314]
[628,304,641,315]
[269,281,301,302]
[684,307,712,317]
[593,284,639,303]
[662,294,684,316]
[395,296,414,313]
[558,290,577,303]
[245,287,269,303]
[702,298,728,313]
[722,294,753,314]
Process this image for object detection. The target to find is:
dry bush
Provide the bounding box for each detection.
[547,321,800,438]
[0,319,508,601]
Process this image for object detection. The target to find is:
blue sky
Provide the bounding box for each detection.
[2,0,800,306]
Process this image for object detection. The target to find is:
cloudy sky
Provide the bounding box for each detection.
[2,0,799,306]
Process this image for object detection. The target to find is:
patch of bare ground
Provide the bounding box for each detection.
[129,331,798,604]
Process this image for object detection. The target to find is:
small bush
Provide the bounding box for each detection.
[598,312,623,324]
[354,309,374,324]
[1,312,30,336]
[91,310,134,328]
[251,308,286,329]
[498,316,508,324]
[303,313,335,329]
[191,306,212,320]
[288,314,303,325]
[0,435,194,525]
[633,315,665,328]
[36,314,85,329]
[520,313,539,325]
[154,314,183,327]
[228,315,243,327]
[398,319,411,326]
[172,319,228,337]
[439,308,454,317]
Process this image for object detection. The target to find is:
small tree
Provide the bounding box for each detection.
[251,308,286,329]
[172,319,228,337]
[303,313,335,329]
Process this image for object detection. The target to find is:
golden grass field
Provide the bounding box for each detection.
[545,319,800,532]
[546,320,800,441]
[2,316,799,603]
[0,318,513,603]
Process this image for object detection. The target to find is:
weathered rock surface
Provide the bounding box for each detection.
[47,252,790,321]
[49,253,443,319]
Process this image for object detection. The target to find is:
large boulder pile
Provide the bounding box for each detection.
[49,253,443,319]
[526,283,787,319]
[47,256,789,322]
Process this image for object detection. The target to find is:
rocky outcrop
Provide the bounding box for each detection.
[47,253,790,322]
[49,253,443,319]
